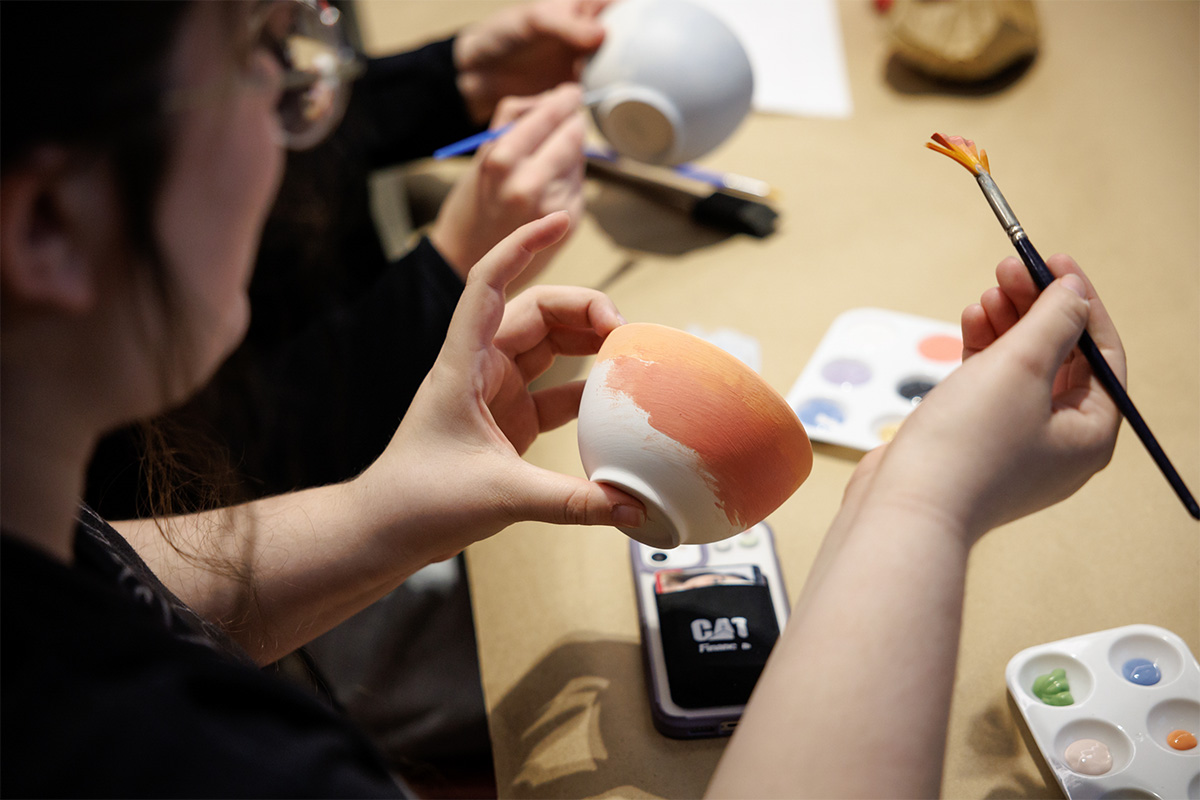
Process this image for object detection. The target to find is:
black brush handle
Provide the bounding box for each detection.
[1013,236,1200,519]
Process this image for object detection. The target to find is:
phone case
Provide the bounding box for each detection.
[630,522,789,738]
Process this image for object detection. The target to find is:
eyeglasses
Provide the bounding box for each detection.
[165,0,365,151]
[258,0,364,150]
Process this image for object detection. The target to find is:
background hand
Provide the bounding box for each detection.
[453,0,612,125]
[363,212,643,563]
[429,84,587,288]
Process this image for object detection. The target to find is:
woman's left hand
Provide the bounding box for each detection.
[358,212,644,563]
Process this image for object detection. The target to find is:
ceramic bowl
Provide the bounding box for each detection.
[578,323,812,548]
[581,0,754,165]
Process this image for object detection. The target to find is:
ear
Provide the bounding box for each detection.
[1,148,103,313]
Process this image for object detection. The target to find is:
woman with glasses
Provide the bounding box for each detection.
[2,2,641,795]
[1,1,1124,797]
[74,0,614,780]
[85,0,613,521]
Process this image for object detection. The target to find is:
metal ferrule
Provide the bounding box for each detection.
[976,173,1025,240]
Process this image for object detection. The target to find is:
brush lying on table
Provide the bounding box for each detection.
[433,132,778,237]
[926,132,1198,520]
[584,149,778,238]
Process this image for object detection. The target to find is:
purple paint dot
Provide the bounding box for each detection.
[821,359,872,386]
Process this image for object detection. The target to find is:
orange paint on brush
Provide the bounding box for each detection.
[599,324,812,527]
[926,132,990,175]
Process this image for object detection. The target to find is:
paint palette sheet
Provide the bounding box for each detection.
[1005,624,1200,799]
[785,307,962,451]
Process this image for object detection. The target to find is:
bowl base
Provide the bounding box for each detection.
[597,96,677,164]
[590,465,690,549]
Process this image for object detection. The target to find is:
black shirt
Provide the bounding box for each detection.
[1,508,407,798]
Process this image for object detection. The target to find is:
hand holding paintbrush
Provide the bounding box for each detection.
[927,133,1199,519]
[425,85,591,287]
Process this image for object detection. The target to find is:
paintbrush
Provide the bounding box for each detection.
[926,133,1199,520]
[584,149,778,238]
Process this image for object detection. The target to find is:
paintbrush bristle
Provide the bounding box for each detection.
[926,133,991,175]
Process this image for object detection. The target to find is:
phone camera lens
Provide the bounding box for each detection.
[651,552,668,562]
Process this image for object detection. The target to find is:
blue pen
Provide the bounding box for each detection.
[432,125,515,160]
[433,89,607,160]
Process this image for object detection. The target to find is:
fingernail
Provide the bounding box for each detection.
[1060,273,1088,299]
[613,505,645,528]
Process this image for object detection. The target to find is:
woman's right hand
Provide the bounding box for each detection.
[713,256,1124,799]
[861,254,1124,541]
[428,83,587,290]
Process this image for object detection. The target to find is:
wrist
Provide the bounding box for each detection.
[863,432,1001,547]
[427,223,471,282]
[344,461,455,576]
[849,478,982,553]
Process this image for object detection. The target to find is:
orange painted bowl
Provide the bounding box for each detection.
[578,323,813,548]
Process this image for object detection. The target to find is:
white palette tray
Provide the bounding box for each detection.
[1005,624,1200,799]
[785,307,962,451]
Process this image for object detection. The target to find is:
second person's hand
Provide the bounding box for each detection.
[453,0,612,125]
[429,83,587,289]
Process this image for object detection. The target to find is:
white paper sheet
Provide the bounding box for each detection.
[689,0,854,118]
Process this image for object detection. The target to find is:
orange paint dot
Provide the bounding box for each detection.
[1167,729,1197,750]
[918,334,962,362]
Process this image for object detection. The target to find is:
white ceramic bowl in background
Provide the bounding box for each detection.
[578,323,812,549]
[582,0,754,165]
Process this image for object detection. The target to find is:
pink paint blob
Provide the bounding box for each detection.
[1063,738,1112,776]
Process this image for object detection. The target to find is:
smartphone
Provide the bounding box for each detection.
[630,522,789,738]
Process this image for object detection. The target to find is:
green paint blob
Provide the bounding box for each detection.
[1032,668,1074,706]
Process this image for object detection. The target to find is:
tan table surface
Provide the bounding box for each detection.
[358,2,1200,797]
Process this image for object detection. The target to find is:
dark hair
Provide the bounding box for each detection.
[4,1,251,527]
[2,1,190,273]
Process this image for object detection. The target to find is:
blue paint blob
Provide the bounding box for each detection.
[1121,657,1161,685]
[796,398,845,430]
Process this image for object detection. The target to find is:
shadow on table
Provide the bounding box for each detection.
[883,53,1036,97]
[982,691,1063,799]
[486,637,1066,800]
[588,183,732,257]
[811,441,869,464]
[487,635,727,800]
